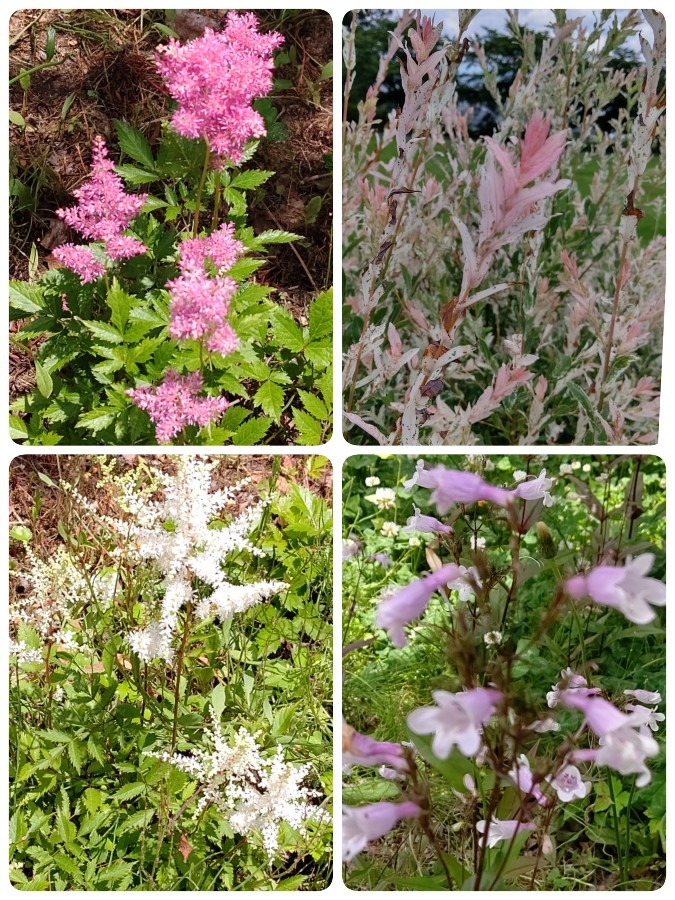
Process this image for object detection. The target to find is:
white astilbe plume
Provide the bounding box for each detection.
[10,545,91,650]
[124,457,288,662]
[151,716,328,859]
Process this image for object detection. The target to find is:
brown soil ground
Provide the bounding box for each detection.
[9,8,333,399]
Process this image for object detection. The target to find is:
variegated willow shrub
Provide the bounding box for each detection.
[342,454,665,890]
[10,456,332,890]
[10,12,332,447]
[343,10,665,445]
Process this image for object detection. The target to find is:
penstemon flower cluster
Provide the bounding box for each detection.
[342,457,665,888]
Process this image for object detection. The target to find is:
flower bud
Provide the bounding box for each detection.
[536,522,557,559]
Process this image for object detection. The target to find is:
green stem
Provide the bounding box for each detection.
[607,775,626,885]
[171,603,193,751]
[9,56,69,86]
[193,146,211,238]
[211,174,222,230]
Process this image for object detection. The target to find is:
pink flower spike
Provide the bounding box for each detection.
[566,553,666,624]
[476,817,535,849]
[52,244,106,283]
[375,564,460,647]
[342,720,409,773]
[407,687,501,759]
[126,370,229,443]
[342,801,422,862]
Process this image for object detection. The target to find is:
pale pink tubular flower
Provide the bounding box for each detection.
[404,462,511,515]
[402,505,452,534]
[407,687,501,759]
[508,754,550,806]
[375,564,460,647]
[546,667,589,708]
[624,704,665,732]
[560,690,651,737]
[547,765,590,802]
[342,801,422,862]
[510,469,554,506]
[342,719,409,773]
[126,370,229,443]
[476,817,535,849]
[566,553,666,624]
[595,727,659,786]
[155,12,283,167]
[624,689,662,705]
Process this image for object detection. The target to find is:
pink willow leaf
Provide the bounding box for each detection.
[483,136,518,195]
[453,215,479,301]
[503,179,570,227]
[344,412,387,445]
[458,281,512,312]
[519,130,568,185]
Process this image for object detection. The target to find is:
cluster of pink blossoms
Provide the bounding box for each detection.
[167,223,243,354]
[155,12,283,166]
[53,136,147,283]
[126,370,229,443]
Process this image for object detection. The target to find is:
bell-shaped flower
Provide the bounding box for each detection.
[547,765,590,802]
[624,704,665,732]
[402,505,452,534]
[510,468,554,506]
[407,687,501,759]
[375,564,460,648]
[508,754,550,806]
[546,667,589,708]
[565,553,665,625]
[596,727,660,787]
[624,689,662,705]
[561,691,652,737]
[342,720,409,773]
[476,817,535,849]
[342,801,422,862]
[403,463,511,514]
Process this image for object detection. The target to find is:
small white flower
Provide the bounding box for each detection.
[513,470,527,483]
[408,536,422,547]
[53,686,65,703]
[470,535,486,550]
[484,630,503,647]
[559,463,573,475]
[380,521,400,538]
[529,717,561,733]
[571,461,582,470]
[366,487,397,510]
[365,476,381,487]
[582,464,591,473]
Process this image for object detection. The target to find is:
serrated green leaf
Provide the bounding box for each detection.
[113,782,147,802]
[75,408,117,434]
[270,309,305,352]
[230,170,274,189]
[232,417,273,445]
[253,229,301,245]
[9,415,28,440]
[297,389,328,421]
[114,119,155,170]
[253,380,285,422]
[303,341,331,369]
[10,281,44,314]
[115,164,160,184]
[106,280,133,331]
[309,288,333,339]
[227,257,266,281]
[292,408,323,445]
[35,362,53,399]
[80,320,124,343]
[67,739,85,775]
[54,853,83,882]
[82,788,102,817]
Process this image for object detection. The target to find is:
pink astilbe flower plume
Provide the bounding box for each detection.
[53,136,147,281]
[126,370,229,443]
[167,222,244,355]
[155,12,283,167]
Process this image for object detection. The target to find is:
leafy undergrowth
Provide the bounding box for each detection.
[10,455,333,890]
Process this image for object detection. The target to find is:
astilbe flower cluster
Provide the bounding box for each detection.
[126,370,230,443]
[53,136,147,282]
[155,11,283,167]
[122,457,287,663]
[151,715,326,859]
[10,545,90,654]
[167,223,243,354]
